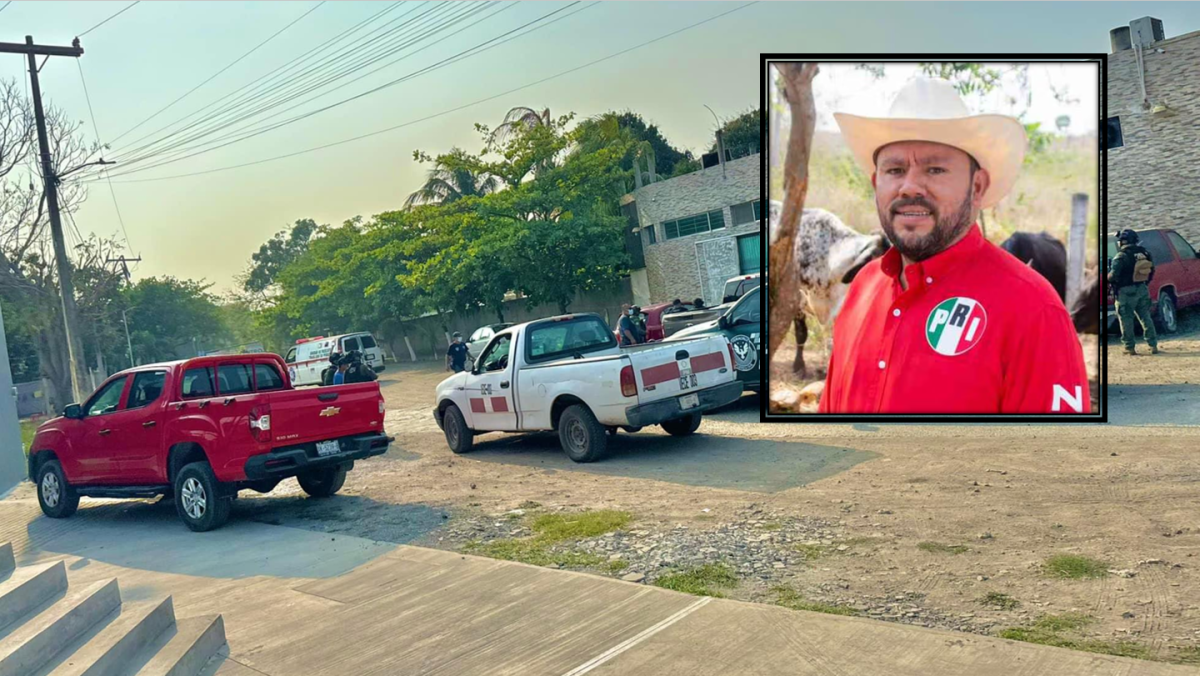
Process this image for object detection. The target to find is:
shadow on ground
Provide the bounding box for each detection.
[1109,384,1200,426]
[464,429,878,493]
[21,493,444,579]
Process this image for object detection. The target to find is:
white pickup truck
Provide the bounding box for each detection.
[433,313,743,462]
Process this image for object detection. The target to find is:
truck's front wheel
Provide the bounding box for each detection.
[559,404,607,463]
[662,413,702,437]
[175,462,232,532]
[36,459,79,519]
[443,405,474,454]
[298,466,346,498]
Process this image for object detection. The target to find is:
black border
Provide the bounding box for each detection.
[760,54,1107,423]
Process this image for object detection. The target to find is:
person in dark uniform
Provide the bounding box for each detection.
[446,332,470,372]
[333,350,377,384]
[321,352,342,386]
[1109,229,1159,355]
[692,298,707,311]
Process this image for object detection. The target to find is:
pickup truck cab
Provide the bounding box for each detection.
[433,313,742,462]
[29,354,391,532]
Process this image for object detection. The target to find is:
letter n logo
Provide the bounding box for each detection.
[1051,385,1083,413]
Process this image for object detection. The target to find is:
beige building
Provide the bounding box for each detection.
[622,153,761,307]
[1107,17,1200,243]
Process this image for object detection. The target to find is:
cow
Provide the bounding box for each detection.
[1000,232,1067,302]
[778,207,891,378]
[1069,268,1101,335]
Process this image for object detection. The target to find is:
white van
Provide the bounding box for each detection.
[284,332,386,386]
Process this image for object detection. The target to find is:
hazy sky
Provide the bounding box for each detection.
[7,2,1200,293]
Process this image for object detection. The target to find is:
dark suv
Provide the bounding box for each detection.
[1107,228,1200,333]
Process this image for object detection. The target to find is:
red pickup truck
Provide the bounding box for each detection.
[28,354,391,532]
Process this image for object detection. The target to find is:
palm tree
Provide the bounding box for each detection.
[490,106,552,145]
[404,148,500,210]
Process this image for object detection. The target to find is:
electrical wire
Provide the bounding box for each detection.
[0,2,12,17]
[99,2,758,184]
[105,1,326,146]
[99,1,589,179]
[78,1,140,38]
[76,59,133,251]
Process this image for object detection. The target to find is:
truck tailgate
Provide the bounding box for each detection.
[625,336,735,406]
[267,383,383,445]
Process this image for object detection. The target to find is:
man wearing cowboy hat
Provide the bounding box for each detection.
[818,78,1089,414]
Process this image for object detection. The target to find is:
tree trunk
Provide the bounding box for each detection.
[36,314,73,413]
[768,63,819,359]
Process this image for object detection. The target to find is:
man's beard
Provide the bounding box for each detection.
[878,190,974,262]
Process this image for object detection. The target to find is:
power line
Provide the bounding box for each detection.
[78,1,141,38]
[76,59,133,251]
[108,1,514,174]
[100,1,589,179]
[100,2,757,184]
[0,2,12,17]
[106,1,326,146]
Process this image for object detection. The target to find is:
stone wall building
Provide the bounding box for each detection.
[622,153,761,306]
[1108,17,1200,244]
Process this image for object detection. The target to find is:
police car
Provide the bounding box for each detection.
[284,332,385,386]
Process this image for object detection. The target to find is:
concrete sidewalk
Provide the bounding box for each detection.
[0,499,1192,675]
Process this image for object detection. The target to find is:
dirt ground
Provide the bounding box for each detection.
[10,320,1200,665]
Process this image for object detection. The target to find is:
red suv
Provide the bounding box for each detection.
[1107,228,1200,333]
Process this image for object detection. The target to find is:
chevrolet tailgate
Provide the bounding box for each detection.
[266,382,384,446]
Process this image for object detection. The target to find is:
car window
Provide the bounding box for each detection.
[1167,231,1198,260]
[84,377,127,417]
[342,336,361,352]
[359,335,377,349]
[730,288,762,325]
[217,364,253,395]
[479,334,512,372]
[723,280,740,299]
[526,317,617,363]
[254,363,285,391]
[126,371,166,410]
[182,367,215,398]
[284,347,297,364]
[1141,230,1174,264]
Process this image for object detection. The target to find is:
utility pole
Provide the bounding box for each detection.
[0,37,88,403]
[121,308,134,367]
[107,255,141,284]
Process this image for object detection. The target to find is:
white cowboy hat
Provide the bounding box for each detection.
[833,78,1027,209]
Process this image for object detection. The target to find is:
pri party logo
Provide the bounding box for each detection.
[926,298,988,356]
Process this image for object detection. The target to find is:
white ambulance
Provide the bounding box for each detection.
[284,332,386,386]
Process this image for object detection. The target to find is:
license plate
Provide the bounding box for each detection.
[680,393,699,410]
[679,374,698,390]
[316,440,340,457]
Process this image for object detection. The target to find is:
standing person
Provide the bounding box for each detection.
[1108,229,1159,355]
[692,298,707,311]
[446,332,470,372]
[617,304,639,346]
[819,78,1089,414]
[630,306,647,343]
[321,352,342,386]
[332,358,350,385]
[342,351,379,383]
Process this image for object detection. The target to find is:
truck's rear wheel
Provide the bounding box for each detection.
[443,404,474,454]
[175,462,232,532]
[298,466,346,498]
[559,404,607,463]
[662,413,702,437]
[36,459,79,519]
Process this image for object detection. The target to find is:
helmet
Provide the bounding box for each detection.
[328,351,342,365]
[1117,229,1139,244]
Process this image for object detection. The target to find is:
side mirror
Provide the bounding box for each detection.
[63,403,82,419]
[718,315,729,330]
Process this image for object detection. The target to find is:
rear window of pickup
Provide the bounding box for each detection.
[525,316,617,364]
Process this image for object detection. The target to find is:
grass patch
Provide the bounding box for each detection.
[1043,554,1109,580]
[759,522,782,531]
[462,509,632,570]
[1169,646,1200,665]
[794,537,879,560]
[772,586,859,617]
[530,511,633,541]
[655,563,739,598]
[517,501,542,510]
[1001,613,1147,660]
[794,544,827,560]
[20,420,36,455]
[978,592,1020,610]
[604,559,629,573]
[917,541,970,555]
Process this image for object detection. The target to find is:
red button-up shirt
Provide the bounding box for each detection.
[819,225,1091,414]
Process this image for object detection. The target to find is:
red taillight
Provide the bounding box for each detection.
[249,403,272,443]
[620,365,636,397]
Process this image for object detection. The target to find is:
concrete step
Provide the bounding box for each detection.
[133,616,225,676]
[0,579,121,676]
[45,597,176,676]
[0,544,14,576]
[0,562,68,634]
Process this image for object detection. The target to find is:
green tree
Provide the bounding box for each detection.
[710,108,762,160]
[404,147,499,209]
[242,218,319,295]
[576,111,694,179]
[123,277,230,363]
